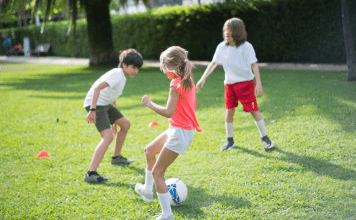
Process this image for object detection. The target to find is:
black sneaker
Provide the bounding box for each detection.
[220,141,236,152]
[84,171,109,183]
[111,155,134,165]
[262,135,274,151]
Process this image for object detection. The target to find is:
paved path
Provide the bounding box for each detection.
[0,55,349,71]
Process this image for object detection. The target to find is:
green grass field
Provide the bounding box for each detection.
[1,62,356,219]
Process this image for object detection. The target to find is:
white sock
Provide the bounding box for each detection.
[225,122,234,138]
[157,192,173,217]
[255,119,267,137]
[144,169,154,193]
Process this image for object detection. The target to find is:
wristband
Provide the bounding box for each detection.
[146,101,152,108]
[89,108,96,111]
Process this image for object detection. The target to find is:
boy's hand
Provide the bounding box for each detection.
[196,79,205,91]
[112,124,117,135]
[255,84,263,98]
[86,111,96,123]
[142,95,152,106]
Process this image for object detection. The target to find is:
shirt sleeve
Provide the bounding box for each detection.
[105,69,122,88]
[212,43,222,64]
[245,43,258,64]
[170,78,181,93]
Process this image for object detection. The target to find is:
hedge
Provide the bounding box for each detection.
[1,0,355,64]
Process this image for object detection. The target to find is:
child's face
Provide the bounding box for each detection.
[224,29,235,46]
[122,64,139,78]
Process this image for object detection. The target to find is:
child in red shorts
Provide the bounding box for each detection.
[196,17,274,152]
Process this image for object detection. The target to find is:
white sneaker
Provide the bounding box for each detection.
[262,135,274,151]
[155,213,175,220]
[135,183,153,202]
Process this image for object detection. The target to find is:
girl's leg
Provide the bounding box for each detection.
[135,131,167,198]
[144,131,168,171]
[152,147,179,218]
[88,128,114,171]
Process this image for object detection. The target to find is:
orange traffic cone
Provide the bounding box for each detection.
[36,150,51,158]
[148,121,160,127]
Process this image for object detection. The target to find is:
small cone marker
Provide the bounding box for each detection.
[148,121,160,127]
[36,150,51,158]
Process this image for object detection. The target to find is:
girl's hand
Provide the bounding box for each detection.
[142,95,152,106]
[112,124,117,135]
[196,79,205,91]
[255,84,263,98]
[86,111,96,123]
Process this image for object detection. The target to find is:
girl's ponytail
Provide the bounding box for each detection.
[180,59,194,91]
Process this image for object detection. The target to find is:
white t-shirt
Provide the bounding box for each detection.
[212,41,258,84]
[83,68,127,107]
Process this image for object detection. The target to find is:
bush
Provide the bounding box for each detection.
[1,0,354,64]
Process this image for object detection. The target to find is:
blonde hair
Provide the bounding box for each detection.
[223,17,247,47]
[160,46,194,91]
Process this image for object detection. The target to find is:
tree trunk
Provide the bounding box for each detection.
[83,0,119,67]
[341,0,356,81]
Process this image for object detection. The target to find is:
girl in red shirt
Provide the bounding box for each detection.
[135,46,201,220]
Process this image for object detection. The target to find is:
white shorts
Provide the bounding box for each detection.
[164,125,195,155]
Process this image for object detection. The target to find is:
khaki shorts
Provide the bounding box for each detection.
[164,125,195,155]
[85,105,124,132]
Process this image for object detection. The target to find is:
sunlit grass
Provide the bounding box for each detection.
[0,62,356,219]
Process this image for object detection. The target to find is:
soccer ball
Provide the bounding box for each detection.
[165,178,188,206]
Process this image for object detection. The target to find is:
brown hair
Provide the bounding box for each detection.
[223,18,247,47]
[160,46,194,91]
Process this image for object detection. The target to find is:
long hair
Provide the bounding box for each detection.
[160,46,194,91]
[223,18,247,47]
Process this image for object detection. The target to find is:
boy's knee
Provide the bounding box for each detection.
[116,118,130,131]
[123,120,131,131]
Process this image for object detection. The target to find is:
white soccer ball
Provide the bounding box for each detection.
[165,178,188,206]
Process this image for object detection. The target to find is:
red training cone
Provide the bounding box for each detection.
[36,150,51,158]
[148,122,160,127]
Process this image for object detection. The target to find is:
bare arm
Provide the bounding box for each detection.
[196,62,218,90]
[142,86,179,118]
[252,63,263,98]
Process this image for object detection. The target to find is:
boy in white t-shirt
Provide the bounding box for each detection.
[83,49,143,183]
[196,17,274,152]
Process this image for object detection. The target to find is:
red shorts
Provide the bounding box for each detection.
[224,80,258,112]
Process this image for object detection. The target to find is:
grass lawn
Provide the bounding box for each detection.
[0,62,356,219]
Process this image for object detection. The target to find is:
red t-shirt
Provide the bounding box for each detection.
[168,78,202,132]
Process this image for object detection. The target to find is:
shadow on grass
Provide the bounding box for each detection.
[0,65,169,100]
[233,145,356,181]
[3,65,355,135]
[259,69,356,134]
[173,185,251,219]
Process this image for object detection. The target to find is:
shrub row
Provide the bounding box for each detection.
[1,0,354,63]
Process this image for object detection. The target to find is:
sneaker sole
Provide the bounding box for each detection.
[111,160,135,165]
[264,141,274,151]
[226,143,236,151]
[220,143,236,152]
[84,176,109,183]
[111,162,131,165]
